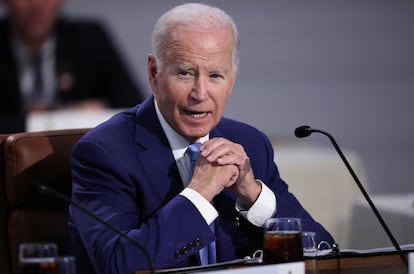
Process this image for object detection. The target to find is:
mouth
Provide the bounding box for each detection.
[184,110,209,119]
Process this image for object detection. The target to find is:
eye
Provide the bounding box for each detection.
[177,68,194,79]
[210,73,225,81]
[179,70,190,76]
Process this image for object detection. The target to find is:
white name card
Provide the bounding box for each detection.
[197,261,305,274]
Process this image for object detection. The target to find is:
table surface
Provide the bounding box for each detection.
[135,251,410,274]
[313,252,408,274]
[26,109,121,132]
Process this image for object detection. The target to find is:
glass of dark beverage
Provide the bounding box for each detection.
[19,242,76,274]
[263,217,304,264]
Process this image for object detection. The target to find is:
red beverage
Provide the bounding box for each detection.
[263,231,304,264]
[20,259,59,274]
[20,257,76,274]
[18,243,72,274]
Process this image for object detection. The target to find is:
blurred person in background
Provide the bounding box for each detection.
[0,0,146,133]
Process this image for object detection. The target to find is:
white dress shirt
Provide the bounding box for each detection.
[154,100,276,227]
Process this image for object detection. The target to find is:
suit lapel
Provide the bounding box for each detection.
[55,19,76,97]
[133,98,184,205]
[0,18,22,108]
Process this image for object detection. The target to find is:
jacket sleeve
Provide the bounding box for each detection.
[69,138,214,273]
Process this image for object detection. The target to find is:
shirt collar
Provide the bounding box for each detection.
[154,99,209,160]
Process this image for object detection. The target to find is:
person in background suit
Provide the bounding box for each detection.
[69,3,334,274]
[0,0,146,133]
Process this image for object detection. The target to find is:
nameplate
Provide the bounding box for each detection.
[194,261,304,274]
[409,252,414,274]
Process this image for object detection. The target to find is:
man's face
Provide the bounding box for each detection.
[5,0,62,42]
[148,26,236,142]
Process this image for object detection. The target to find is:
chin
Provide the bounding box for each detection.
[178,119,215,139]
[183,129,209,141]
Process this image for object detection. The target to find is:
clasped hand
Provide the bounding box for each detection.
[188,138,261,206]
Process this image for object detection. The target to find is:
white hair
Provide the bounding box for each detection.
[152,3,239,72]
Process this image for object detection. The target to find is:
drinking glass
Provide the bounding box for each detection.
[302,231,318,274]
[302,231,317,257]
[263,217,304,264]
[19,242,76,274]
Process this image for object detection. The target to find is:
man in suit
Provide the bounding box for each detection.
[69,3,334,274]
[0,0,145,133]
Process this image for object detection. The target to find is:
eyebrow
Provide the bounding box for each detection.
[176,64,194,71]
[210,69,228,75]
[173,64,229,75]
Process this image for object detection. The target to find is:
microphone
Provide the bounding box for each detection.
[35,184,155,274]
[294,125,408,269]
[294,125,313,138]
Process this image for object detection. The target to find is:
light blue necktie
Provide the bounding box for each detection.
[187,143,202,179]
[187,143,217,265]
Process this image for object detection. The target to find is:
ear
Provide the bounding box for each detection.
[147,54,159,94]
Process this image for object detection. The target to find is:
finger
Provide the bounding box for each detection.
[213,145,246,168]
[215,152,242,165]
[225,165,240,187]
[201,139,243,163]
[200,138,228,158]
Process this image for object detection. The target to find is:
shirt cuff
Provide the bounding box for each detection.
[180,188,218,225]
[236,179,277,227]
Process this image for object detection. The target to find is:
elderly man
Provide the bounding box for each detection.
[69,3,334,274]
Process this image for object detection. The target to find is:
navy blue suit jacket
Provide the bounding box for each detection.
[69,97,334,274]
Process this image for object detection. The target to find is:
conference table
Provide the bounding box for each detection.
[312,251,408,273]
[135,251,410,274]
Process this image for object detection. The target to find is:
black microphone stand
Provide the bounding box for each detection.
[300,127,408,270]
[36,185,156,274]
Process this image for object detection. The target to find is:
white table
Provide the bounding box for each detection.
[349,193,414,249]
[26,109,122,132]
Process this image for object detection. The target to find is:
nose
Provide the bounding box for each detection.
[190,76,209,101]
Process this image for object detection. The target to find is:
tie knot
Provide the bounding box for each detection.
[187,142,201,161]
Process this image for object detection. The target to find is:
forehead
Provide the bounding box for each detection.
[164,27,235,68]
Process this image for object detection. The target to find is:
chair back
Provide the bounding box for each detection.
[0,128,89,274]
